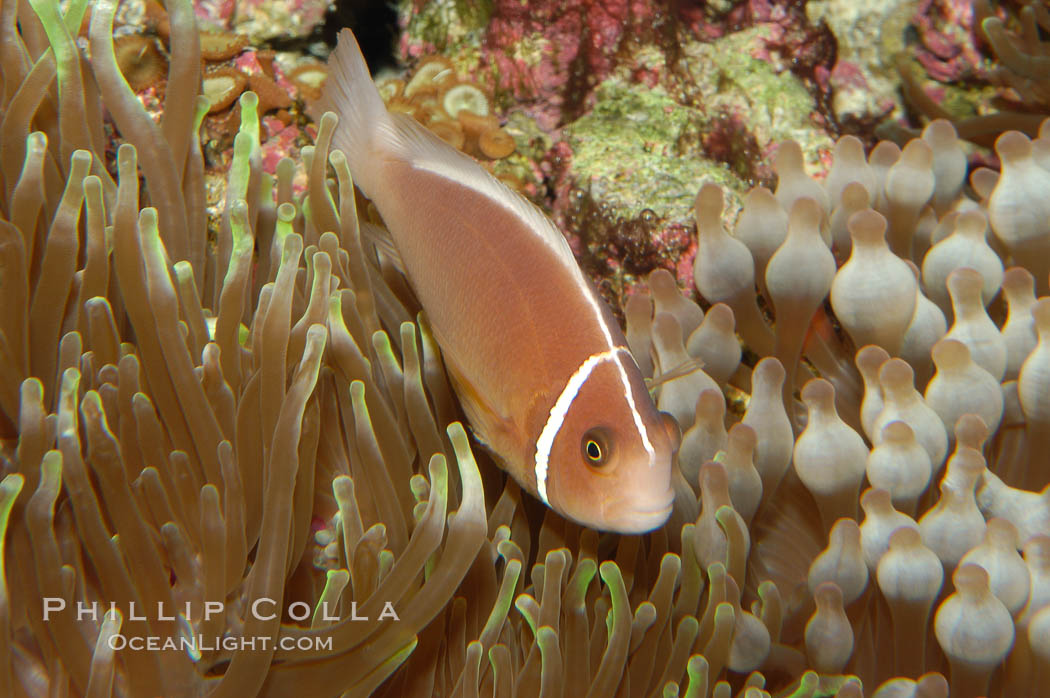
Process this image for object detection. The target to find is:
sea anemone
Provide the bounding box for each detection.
[288,62,329,102]
[1,0,1049,697]
[628,117,1050,697]
[198,32,249,62]
[1,0,488,695]
[113,35,168,92]
[202,67,249,113]
[897,0,1050,144]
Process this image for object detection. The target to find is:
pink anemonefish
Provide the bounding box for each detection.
[318,29,677,533]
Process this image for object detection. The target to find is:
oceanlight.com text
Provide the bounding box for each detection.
[106,634,335,653]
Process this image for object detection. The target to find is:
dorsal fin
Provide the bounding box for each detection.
[380,111,582,274]
[321,28,591,314]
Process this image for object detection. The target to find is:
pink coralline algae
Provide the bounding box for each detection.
[680,0,791,38]
[483,0,661,127]
[664,223,698,290]
[701,111,774,189]
[260,116,302,176]
[744,0,791,24]
[913,0,993,83]
[193,0,236,27]
[234,50,299,100]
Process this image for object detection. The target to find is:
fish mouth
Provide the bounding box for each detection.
[601,491,674,534]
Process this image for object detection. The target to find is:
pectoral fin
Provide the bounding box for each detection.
[441,347,516,457]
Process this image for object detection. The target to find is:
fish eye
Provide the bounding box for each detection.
[581,429,610,467]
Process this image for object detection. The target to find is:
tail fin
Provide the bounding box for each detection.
[316,29,391,198]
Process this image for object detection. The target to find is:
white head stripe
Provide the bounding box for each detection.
[614,351,657,464]
[533,347,656,506]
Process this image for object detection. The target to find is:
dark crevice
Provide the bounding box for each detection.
[262,0,400,70]
[321,0,400,72]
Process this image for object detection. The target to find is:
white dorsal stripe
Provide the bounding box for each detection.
[385,105,632,373]
[389,112,579,270]
[534,347,657,506]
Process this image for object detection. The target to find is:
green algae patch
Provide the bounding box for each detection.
[566,27,831,225]
[679,26,832,173]
[565,80,741,225]
[402,0,492,55]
